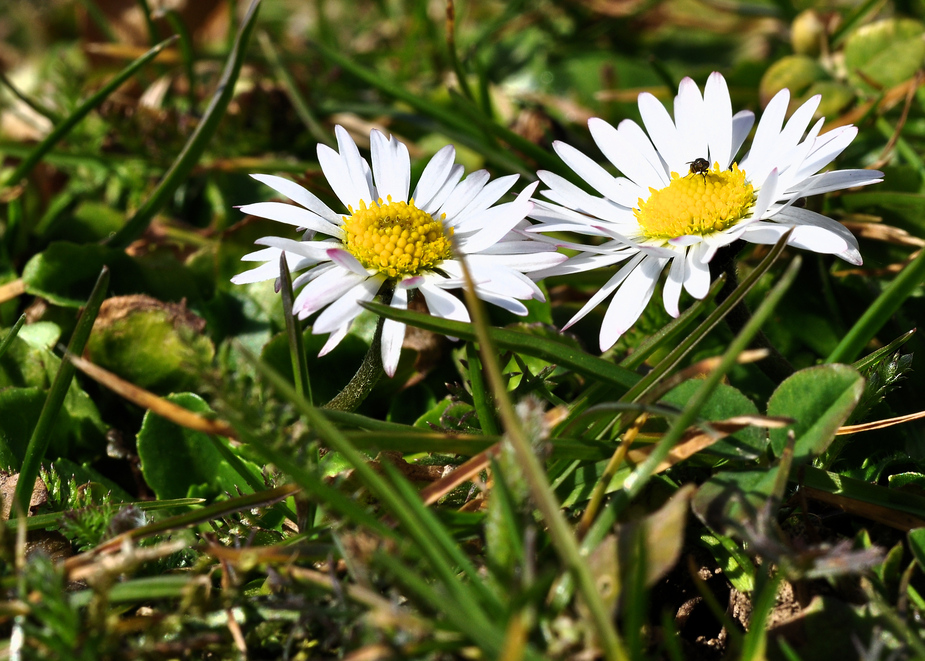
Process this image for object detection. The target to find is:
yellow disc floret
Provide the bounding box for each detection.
[342,197,453,278]
[634,162,756,240]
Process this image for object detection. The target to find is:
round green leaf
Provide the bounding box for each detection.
[86,296,215,394]
[844,18,925,92]
[137,392,263,500]
[662,381,766,461]
[759,55,828,105]
[767,364,863,463]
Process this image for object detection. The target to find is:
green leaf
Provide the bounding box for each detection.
[908,528,925,570]
[692,468,780,533]
[23,242,203,308]
[661,381,766,461]
[85,296,215,394]
[767,365,863,463]
[136,392,263,500]
[844,18,925,92]
[759,55,829,103]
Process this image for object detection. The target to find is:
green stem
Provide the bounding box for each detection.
[322,289,392,412]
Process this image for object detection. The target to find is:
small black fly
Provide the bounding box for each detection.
[687,158,710,180]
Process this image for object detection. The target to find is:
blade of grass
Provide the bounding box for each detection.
[258,31,334,148]
[1,36,177,191]
[445,0,476,104]
[466,342,499,436]
[0,71,60,123]
[69,575,201,608]
[452,254,628,661]
[240,345,504,623]
[106,0,262,248]
[362,301,640,392]
[826,248,925,364]
[622,234,792,406]
[375,551,519,660]
[852,329,915,372]
[158,9,198,114]
[134,0,160,46]
[309,40,534,176]
[0,315,26,360]
[573,253,802,590]
[13,267,109,518]
[279,253,311,404]
[7,498,205,532]
[76,0,118,43]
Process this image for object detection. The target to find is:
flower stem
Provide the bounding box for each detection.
[322,289,392,412]
[712,243,794,383]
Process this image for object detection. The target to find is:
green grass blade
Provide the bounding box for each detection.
[1,36,176,191]
[852,329,915,372]
[451,256,629,660]
[160,9,198,113]
[826,248,925,364]
[240,345,503,618]
[69,575,197,608]
[258,31,334,149]
[466,342,499,435]
[13,267,110,518]
[279,253,312,405]
[362,301,640,392]
[0,315,26,360]
[106,0,262,248]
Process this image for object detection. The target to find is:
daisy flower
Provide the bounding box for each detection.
[232,126,566,376]
[528,72,883,351]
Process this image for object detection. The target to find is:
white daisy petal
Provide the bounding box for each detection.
[589,117,665,189]
[312,276,381,335]
[326,248,370,276]
[370,129,411,203]
[683,242,711,299]
[562,253,645,331]
[413,145,457,208]
[238,202,344,238]
[334,125,375,205]
[318,323,351,357]
[250,174,341,224]
[673,77,707,166]
[553,141,640,207]
[730,110,755,160]
[599,256,667,351]
[438,170,491,221]
[663,254,686,318]
[454,173,519,220]
[638,91,681,168]
[299,268,368,317]
[422,164,465,214]
[381,287,408,377]
[705,72,733,169]
[420,284,470,323]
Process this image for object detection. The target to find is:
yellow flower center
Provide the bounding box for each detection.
[342,197,453,278]
[634,162,756,240]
